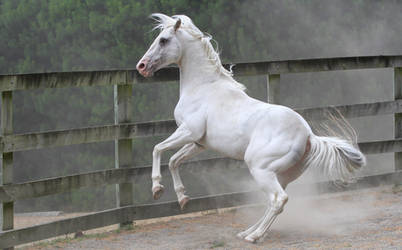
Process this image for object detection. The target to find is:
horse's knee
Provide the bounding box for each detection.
[152,145,160,157]
[168,157,177,170]
[152,175,161,182]
[272,192,288,213]
[175,185,185,193]
[279,193,288,208]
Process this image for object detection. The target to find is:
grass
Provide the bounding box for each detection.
[391,183,402,194]
[210,240,225,248]
[115,223,135,233]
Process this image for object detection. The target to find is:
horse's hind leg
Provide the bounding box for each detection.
[237,152,299,240]
[244,169,288,243]
[237,154,293,239]
[169,143,204,209]
[240,141,306,243]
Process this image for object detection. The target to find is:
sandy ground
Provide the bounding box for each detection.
[19,185,402,250]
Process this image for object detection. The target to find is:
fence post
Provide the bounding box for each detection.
[114,84,134,227]
[267,74,280,103]
[1,91,14,250]
[394,67,402,171]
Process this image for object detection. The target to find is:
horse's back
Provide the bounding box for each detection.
[201,81,311,160]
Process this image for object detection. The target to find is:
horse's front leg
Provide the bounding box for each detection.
[169,143,204,209]
[152,124,200,200]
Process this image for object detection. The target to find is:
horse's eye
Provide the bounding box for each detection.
[159,38,169,46]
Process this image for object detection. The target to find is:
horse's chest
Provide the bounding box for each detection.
[173,103,187,125]
[173,98,204,125]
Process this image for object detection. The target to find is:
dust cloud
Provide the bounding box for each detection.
[274,188,376,235]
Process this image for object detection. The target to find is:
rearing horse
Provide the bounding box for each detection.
[136,14,366,243]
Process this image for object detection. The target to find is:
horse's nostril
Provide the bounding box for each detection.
[138,63,145,70]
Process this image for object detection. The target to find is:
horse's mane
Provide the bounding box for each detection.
[151,13,246,91]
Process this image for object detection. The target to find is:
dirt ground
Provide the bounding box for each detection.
[19,185,402,250]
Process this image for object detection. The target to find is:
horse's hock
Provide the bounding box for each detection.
[0,55,402,249]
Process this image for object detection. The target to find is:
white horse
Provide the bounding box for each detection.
[136,13,366,243]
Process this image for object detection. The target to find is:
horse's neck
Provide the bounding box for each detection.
[178,44,221,96]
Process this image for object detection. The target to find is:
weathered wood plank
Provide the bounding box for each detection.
[0,190,259,249]
[0,70,129,92]
[0,170,400,249]
[1,91,14,242]
[394,67,402,171]
[295,99,402,120]
[0,167,142,203]
[0,137,400,203]
[0,120,177,152]
[232,55,402,76]
[0,100,401,153]
[289,171,402,195]
[1,92,12,135]
[1,55,402,91]
[267,74,280,104]
[114,84,134,227]
[0,157,244,203]
[358,138,402,154]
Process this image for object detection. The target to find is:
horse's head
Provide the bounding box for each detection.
[136,13,244,90]
[136,14,183,77]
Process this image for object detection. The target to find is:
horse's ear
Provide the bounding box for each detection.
[174,18,181,32]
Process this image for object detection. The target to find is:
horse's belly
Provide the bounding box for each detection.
[200,129,248,160]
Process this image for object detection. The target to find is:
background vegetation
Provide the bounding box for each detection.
[0,0,401,212]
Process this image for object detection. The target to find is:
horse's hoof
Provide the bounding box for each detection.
[179,196,190,210]
[244,235,257,244]
[152,185,164,200]
[236,232,247,239]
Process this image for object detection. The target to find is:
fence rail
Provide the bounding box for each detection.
[0,99,401,153]
[1,54,402,249]
[0,138,401,204]
[1,55,402,91]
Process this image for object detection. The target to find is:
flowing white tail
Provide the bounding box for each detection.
[305,135,366,183]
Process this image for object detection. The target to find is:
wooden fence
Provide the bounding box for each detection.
[1,55,402,249]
